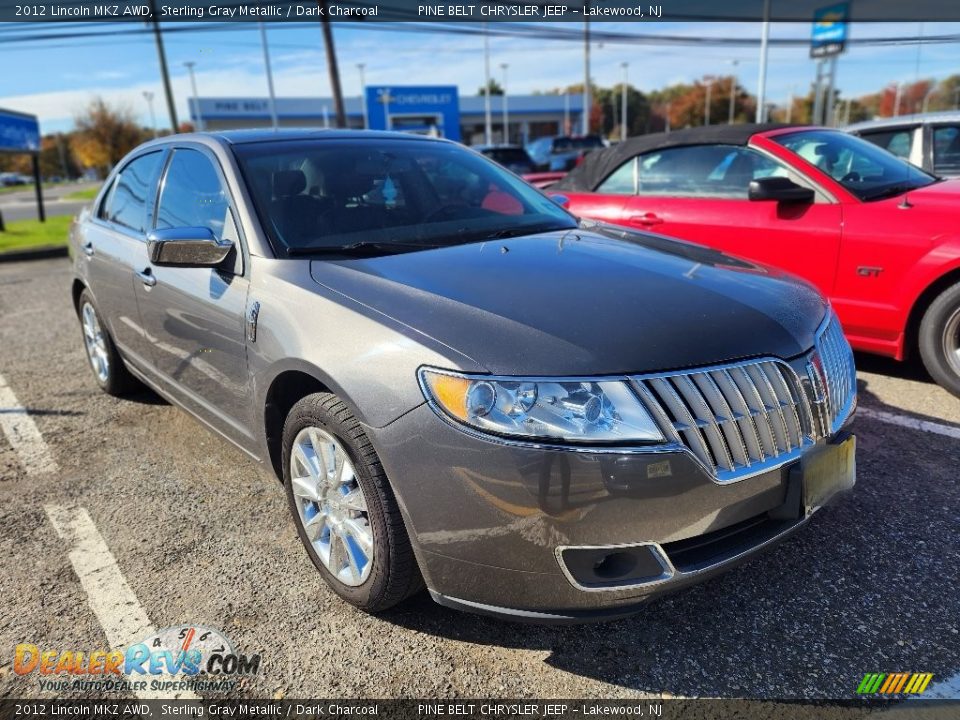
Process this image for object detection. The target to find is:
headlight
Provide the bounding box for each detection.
[419,368,665,444]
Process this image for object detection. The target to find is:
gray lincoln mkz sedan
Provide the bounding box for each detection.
[70,130,857,621]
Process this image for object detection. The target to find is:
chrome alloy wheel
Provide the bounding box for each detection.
[290,426,374,587]
[81,301,109,383]
[944,306,960,377]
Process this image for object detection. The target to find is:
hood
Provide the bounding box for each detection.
[309,227,827,376]
[901,177,960,204]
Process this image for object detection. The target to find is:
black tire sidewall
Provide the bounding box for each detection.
[919,283,960,397]
[281,395,393,609]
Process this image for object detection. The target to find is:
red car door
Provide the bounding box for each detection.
[615,144,844,296]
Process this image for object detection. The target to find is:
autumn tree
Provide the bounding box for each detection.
[70,98,148,175]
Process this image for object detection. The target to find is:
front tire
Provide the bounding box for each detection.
[281,392,423,612]
[77,289,139,396]
[919,282,960,398]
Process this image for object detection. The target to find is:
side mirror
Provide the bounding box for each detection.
[549,194,571,208]
[147,227,233,267]
[748,177,815,204]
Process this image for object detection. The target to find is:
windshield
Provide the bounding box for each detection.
[482,147,532,165]
[233,138,576,256]
[771,129,937,201]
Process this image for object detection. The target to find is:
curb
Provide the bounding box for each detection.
[0,245,69,264]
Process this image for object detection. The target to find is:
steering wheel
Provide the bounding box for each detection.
[841,171,862,183]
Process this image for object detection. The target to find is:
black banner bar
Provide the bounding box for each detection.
[4,0,960,23]
[0,699,957,720]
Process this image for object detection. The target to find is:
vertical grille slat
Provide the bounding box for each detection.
[711,369,765,463]
[692,372,750,468]
[671,375,735,472]
[646,377,716,470]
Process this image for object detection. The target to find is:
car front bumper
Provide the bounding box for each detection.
[370,400,855,621]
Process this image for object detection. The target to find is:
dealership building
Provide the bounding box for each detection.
[190,86,585,145]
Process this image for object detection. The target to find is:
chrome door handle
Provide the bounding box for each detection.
[81,241,94,257]
[135,269,157,288]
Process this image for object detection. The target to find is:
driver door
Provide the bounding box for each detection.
[617,144,844,296]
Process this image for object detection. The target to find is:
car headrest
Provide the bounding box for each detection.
[273,170,306,197]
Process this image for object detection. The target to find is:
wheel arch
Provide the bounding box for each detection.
[262,367,334,481]
[904,264,960,361]
[71,278,87,315]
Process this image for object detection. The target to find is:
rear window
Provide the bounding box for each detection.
[483,148,531,165]
[933,126,960,176]
[99,151,163,234]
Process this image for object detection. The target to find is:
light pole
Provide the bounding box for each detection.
[755,0,771,122]
[259,23,278,131]
[620,62,628,141]
[893,82,903,117]
[483,23,492,145]
[142,91,157,138]
[728,60,739,124]
[183,61,203,131]
[704,77,713,126]
[357,63,367,129]
[583,16,591,135]
[786,84,796,123]
[921,85,937,114]
[500,63,509,144]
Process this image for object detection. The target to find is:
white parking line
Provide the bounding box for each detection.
[858,407,960,441]
[45,504,198,700]
[0,371,58,476]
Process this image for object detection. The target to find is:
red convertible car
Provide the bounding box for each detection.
[553,124,960,397]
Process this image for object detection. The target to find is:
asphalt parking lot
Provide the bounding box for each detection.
[0,257,958,701]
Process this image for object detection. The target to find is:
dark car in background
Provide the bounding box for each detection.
[69,129,856,621]
[474,144,537,175]
[526,134,606,172]
[847,111,960,177]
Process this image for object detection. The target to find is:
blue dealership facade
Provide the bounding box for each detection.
[191,87,584,145]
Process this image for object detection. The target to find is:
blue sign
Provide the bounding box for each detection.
[0,109,40,153]
[365,86,460,142]
[811,3,849,58]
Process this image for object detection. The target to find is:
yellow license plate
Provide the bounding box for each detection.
[802,434,856,512]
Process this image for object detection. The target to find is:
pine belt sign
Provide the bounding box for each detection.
[0,108,40,154]
[811,2,849,58]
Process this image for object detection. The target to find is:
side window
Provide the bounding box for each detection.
[637,145,798,199]
[99,151,163,233]
[156,148,231,239]
[596,158,637,195]
[933,126,960,176]
[859,129,914,159]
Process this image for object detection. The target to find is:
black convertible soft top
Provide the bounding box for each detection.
[552,123,799,192]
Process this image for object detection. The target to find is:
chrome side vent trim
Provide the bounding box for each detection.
[815,312,858,433]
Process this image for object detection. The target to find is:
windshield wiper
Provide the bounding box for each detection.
[862,183,926,202]
[287,241,440,257]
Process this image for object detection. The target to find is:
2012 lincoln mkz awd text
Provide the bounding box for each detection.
[69,130,857,621]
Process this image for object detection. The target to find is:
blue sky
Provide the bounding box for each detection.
[0,20,958,133]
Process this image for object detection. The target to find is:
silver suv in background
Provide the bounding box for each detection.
[847,111,960,177]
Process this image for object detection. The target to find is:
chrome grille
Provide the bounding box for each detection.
[633,359,817,483]
[814,311,858,433]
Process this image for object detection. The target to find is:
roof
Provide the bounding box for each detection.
[552,123,799,192]
[846,111,960,132]
[183,128,447,145]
